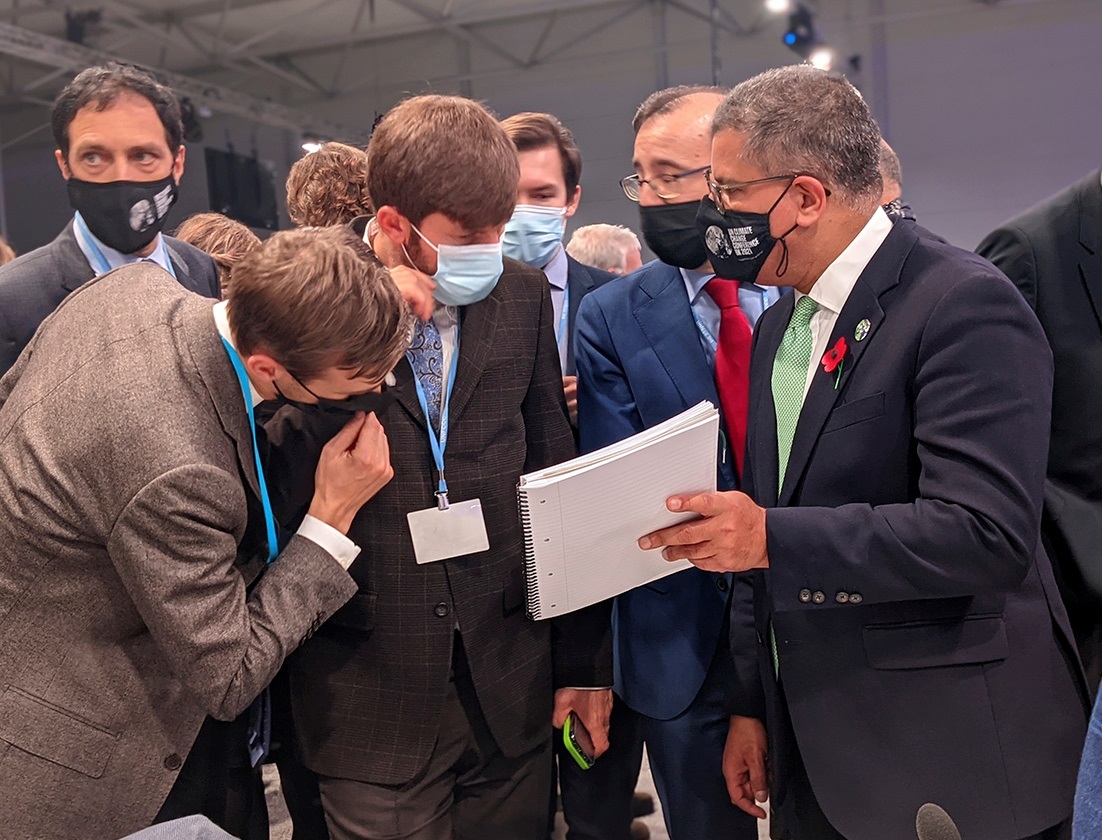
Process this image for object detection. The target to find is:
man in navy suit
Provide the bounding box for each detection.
[572,86,779,840]
[500,112,616,425]
[642,66,1088,840]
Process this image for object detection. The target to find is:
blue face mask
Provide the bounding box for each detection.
[502,204,566,268]
[407,224,504,307]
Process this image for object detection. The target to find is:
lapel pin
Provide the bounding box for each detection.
[854,319,871,342]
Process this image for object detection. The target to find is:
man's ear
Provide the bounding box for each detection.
[792,176,830,227]
[564,185,582,218]
[173,145,186,183]
[55,149,71,180]
[244,352,282,384]
[375,205,412,245]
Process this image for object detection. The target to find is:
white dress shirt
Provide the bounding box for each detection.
[212,301,360,570]
[795,208,894,400]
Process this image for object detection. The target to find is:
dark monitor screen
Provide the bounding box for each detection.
[205,147,279,230]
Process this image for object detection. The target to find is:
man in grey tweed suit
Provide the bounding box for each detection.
[267,96,614,840]
[0,227,410,840]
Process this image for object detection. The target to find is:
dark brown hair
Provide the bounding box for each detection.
[367,95,518,229]
[287,142,373,227]
[500,112,582,196]
[53,62,183,160]
[227,226,410,382]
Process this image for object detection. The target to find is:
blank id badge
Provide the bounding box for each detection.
[407,499,490,564]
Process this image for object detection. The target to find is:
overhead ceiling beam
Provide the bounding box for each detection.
[0,20,365,140]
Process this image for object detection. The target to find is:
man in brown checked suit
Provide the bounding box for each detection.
[267,95,614,840]
[0,227,410,840]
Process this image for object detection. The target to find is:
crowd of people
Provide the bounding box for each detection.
[0,58,1099,840]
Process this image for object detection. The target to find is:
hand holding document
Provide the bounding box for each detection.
[518,402,719,619]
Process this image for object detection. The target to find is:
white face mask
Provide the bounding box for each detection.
[405,224,504,307]
[502,204,567,268]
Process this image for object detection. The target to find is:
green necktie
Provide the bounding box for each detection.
[772,295,820,493]
[769,295,818,675]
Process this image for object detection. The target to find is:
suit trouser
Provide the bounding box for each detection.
[559,636,757,840]
[317,639,553,840]
[270,665,331,840]
[154,713,268,840]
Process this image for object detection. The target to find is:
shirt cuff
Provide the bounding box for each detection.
[296,515,360,570]
[564,686,613,691]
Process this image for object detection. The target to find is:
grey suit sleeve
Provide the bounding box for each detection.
[107,463,358,720]
[976,224,1039,312]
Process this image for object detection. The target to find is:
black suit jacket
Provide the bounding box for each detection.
[735,219,1088,840]
[977,172,1102,619]
[266,257,614,785]
[563,254,616,376]
[0,222,221,375]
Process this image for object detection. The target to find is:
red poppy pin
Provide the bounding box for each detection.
[821,336,848,389]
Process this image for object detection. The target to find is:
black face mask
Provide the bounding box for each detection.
[67,174,178,254]
[639,200,709,269]
[274,380,395,417]
[695,183,798,283]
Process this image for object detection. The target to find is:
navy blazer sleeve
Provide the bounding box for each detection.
[766,271,1053,612]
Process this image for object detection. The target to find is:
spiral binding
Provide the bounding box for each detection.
[518,487,543,620]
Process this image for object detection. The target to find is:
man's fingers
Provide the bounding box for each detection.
[323,411,367,452]
[639,519,710,551]
[667,491,730,516]
[731,789,768,820]
[660,541,716,563]
[748,750,768,804]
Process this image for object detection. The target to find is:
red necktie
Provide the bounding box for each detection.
[705,278,752,477]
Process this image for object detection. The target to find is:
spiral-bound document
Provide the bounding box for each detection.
[518,402,720,620]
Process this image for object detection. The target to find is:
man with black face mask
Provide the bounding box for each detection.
[571,86,775,840]
[0,62,219,376]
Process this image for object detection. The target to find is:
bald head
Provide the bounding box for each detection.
[879,139,902,204]
[633,85,727,133]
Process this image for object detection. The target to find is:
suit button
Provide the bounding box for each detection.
[849,593,863,605]
[812,591,826,605]
[835,591,849,604]
[798,588,812,603]
[164,753,183,771]
[717,577,729,592]
[434,602,450,618]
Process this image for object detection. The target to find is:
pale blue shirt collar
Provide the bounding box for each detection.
[680,265,715,304]
[72,211,174,278]
[544,244,568,291]
[212,301,264,408]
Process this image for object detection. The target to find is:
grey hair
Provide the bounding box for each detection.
[567,224,642,273]
[879,139,902,189]
[713,65,882,210]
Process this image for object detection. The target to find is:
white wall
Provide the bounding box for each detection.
[2,0,1100,253]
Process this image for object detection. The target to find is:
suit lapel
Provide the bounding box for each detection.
[446,290,501,427]
[391,356,425,430]
[163,237,195,285]
[565,257,595,375]
[1077,171,1102,335]
[181,304,263,502]
[633,264,720,411]
[749,295,791,505]
[56,222,97,292]
[778,222,915,505]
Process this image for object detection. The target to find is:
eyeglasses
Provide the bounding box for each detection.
[620,165,709,202]
[704,170,830,210]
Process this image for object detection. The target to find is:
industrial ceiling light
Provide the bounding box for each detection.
[783,3,818,60]
[765,0,792,13]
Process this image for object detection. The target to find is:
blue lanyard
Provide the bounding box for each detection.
[691,306,718,356]
[74,213,177,280]
[557,285,570,350]
[220,337,278,563]
[408,335,461,510]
